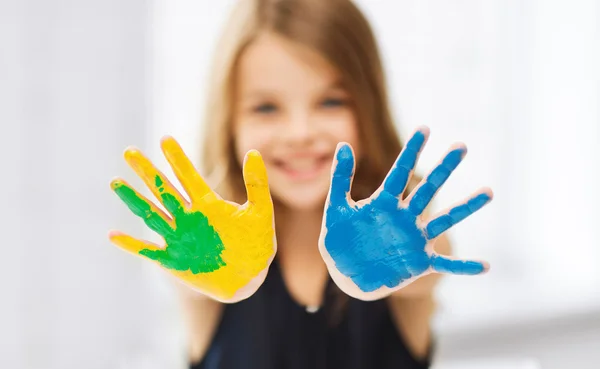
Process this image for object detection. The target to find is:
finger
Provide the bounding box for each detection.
[108,230,163,255]
[111,178,175,237]
[160,136,215,203]
[425,188,493,240]
[408,144,466,216]
[109,231,175,269]
[430,254,489,275]
[124,147,188,218]
[243,150,272,208]
[328,143,355,208]
[382,127,429,197]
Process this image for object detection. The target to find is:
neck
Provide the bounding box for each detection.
[275,202,324,259]
[273,202,330,307]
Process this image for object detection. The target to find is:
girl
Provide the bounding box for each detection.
[112,0,490,368]
[188,0,451,367]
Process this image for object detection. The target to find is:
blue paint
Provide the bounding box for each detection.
[324,131,490,293]
[383,131,426,196]
[330,144,355,208]
[408,147,465,216]
[430,255,485,275]
[325,190,430,292]
[425,192,491,240]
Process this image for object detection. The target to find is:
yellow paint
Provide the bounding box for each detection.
[110,136,275,302]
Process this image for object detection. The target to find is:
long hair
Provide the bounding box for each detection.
[200,0,416,323]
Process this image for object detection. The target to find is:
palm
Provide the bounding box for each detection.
[319,127,492,301]
[110,137,275,303]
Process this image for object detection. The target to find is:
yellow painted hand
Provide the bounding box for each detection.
[109,137,276,303]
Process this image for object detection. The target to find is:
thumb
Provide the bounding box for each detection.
[243,150,273,209]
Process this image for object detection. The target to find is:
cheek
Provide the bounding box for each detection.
[233,124,271,162]
[323,111,362,156]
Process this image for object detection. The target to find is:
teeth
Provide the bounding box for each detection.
[283,158,320,171]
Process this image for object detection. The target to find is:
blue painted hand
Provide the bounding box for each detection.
[319,127,492,301]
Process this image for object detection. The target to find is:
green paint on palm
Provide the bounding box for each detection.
[113,177,226,274]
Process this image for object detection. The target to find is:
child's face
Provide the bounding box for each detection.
[233,33,361,211]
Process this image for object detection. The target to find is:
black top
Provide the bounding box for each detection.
[191,261,430,369]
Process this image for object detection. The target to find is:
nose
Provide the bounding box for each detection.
[282,111,314,145]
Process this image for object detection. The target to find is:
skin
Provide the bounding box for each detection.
[183,32,455,362]
[233,33,362,211]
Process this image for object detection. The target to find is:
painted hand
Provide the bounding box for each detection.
[319,127,492,301]
[109,137,276,303]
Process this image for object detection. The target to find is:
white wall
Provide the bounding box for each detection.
[435,310,600,369]
[1,1,185,368]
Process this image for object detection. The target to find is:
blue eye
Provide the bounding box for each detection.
[254,103,277,114]
[321,98,346,108]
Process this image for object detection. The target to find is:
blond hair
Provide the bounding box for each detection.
[201,0,408,204]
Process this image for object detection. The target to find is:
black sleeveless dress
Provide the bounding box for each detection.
[191,261,431,369]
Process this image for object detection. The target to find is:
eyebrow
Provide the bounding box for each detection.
[241,80,347,101]
[241,89,278,100]
[326,81,351,93]
[329,81,345,89]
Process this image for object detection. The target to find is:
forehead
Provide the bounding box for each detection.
[235,32,340,94]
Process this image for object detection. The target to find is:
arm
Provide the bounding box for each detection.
[177,284,224,364]
[386,233,451,361]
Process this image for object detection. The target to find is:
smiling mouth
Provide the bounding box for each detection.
[273,155,331,181]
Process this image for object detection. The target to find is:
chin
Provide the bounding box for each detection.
[267,164,332,212]
[272,187,328,212]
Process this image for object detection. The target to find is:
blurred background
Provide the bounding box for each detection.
[1,0,598,368]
